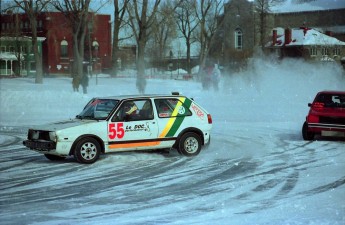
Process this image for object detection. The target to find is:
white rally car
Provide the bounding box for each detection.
[23,93,213,163]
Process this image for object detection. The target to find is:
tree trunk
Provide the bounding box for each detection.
[186,40,191,74]
[30,16,43,83]
[136,39,146,94]
[111,20,120,77]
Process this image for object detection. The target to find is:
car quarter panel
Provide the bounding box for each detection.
[155,97,212,145]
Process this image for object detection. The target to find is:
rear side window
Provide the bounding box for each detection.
[155,98,192,118]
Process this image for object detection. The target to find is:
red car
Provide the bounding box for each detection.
[302,91,345,140]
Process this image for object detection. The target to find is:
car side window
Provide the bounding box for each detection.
[112,99,153,122]
[155,98,192,118]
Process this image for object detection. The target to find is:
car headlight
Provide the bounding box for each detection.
[49,131,57,142]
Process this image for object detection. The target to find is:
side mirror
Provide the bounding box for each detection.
[308,103,312,107]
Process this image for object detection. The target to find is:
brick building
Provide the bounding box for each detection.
[0,12,111,76]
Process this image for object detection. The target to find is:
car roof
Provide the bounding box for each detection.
[95,93,187,101]
[317,90,345,95]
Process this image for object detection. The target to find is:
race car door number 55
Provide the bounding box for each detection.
[108,123,125,139]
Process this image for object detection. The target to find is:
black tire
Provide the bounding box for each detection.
[74,137,101,164]
[302,122,314,141]
[44,154,66,161]
[177,132,202,156]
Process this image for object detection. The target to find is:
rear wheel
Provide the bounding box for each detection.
[44,154,66,161]
[74,137,101,164]
[302,122,314,141]
[177,132,202,156]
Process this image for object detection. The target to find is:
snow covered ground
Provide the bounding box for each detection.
[0,58,345,225]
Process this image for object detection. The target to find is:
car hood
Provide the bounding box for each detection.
[30,119,99,131]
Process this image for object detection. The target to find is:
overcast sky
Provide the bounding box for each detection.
[271,0,345,12]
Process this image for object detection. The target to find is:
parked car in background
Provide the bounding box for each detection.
[23,92,213,163]
[302,91,345,140]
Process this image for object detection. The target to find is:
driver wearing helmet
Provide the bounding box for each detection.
[124,101,138,115]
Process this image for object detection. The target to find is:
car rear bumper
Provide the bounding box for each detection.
[308,123,345,132]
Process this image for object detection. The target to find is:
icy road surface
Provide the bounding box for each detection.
[0,124,344,225]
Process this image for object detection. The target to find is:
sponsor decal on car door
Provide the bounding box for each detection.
[107,120,159,150]
[107,99,159,150]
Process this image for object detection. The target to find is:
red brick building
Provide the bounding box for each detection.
[1,12,111,76]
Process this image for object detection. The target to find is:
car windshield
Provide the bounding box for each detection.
[77,99,119,120]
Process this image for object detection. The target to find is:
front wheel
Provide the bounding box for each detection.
[177,132,202,156]
[74,137,101,164]
[302,122,314,141]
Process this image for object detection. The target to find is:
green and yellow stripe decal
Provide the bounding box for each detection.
[159,97,192,138]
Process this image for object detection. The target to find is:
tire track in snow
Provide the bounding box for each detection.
[0,127,344,224]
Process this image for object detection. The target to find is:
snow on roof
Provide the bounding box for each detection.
[0,52,24,61]
[272,27,345,47]
[0,36,46,42]
[271,0,345,13]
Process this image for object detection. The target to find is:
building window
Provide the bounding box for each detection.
[1,46,6,52]
[60,40,68,57]
[234,28,242,50]
[30,62,36,71]
[310,47,317,56]
[321,48,329,56]
[21,46,27,54]
[333,48,340,56]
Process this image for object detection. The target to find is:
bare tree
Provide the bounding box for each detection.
[254,0,286,49]
[195,0,223,67]
[148,1,177,66]
[111,0,130,77]
[12,13,23,76]
[13,0,51,84]
[127,0,161,94]
[175,0,199,74]
[52,0,91,93]
[254,0,272,49]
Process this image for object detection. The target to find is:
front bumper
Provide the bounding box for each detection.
[23,140,56,151]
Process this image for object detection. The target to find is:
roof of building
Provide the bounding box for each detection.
[0,36,46,42]
[271,0,345,13]
[270,27,345,47]
[0,52,24,61]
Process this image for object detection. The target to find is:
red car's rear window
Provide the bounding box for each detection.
[314,93,345,108]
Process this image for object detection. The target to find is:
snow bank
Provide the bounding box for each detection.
[0,57,344,128]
